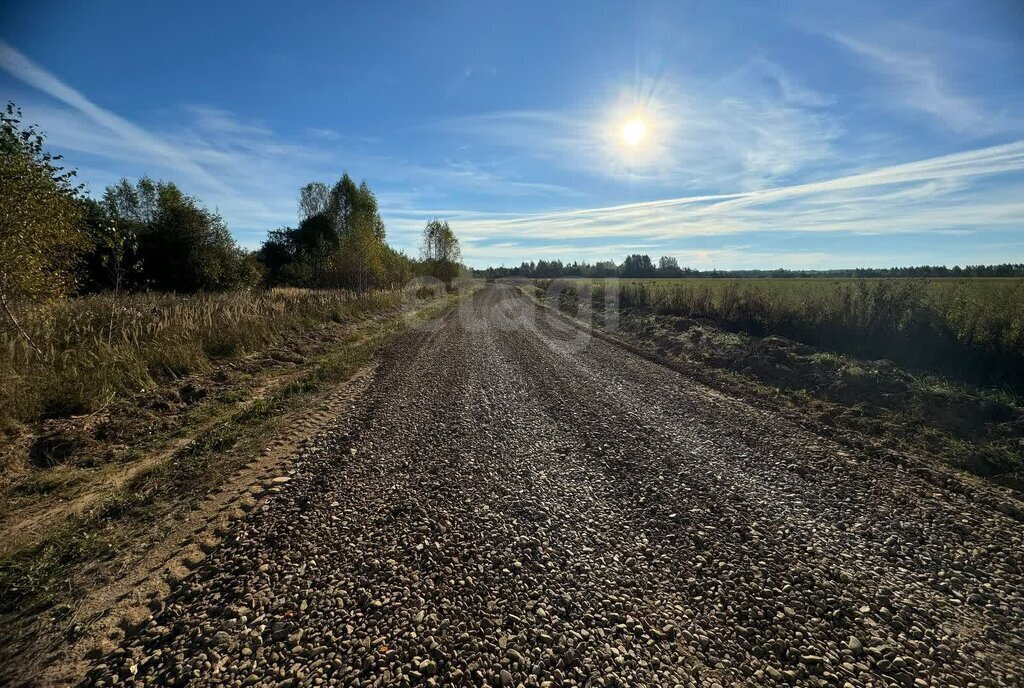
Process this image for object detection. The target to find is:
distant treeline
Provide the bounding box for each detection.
[474,254,1024,280]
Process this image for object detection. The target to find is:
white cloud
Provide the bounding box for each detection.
[4,40,1020,267]
[831,33,994,134]
[411,139,1024,264]
[431,69,840,192]
[307,127,343,141]
[0,41,227,191]
[0,42,582,251]
[463,64,498,79]
[743,58,833,109]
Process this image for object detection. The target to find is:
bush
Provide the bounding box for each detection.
[0,103,87,347]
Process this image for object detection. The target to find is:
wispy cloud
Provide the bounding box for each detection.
[424,160,581,197]
[431,67,840,191]
[463,64,498,79]
[307,127,343,141]
[831,33,994,134]
[3,38,1020,268]
[0,41,228,191]
[398,140,1024,264]
[732,57,833,109]
[0,42,579,249]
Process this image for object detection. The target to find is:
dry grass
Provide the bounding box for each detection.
[542,277,1024,389]
[0,288,402,431]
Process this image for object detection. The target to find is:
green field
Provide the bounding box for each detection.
[538,277,1024,390]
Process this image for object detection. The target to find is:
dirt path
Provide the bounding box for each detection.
[83,284,1024,687]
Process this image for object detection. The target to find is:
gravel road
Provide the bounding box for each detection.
[85,284,1024,687]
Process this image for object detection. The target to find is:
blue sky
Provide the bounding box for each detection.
[2,0,1023,268]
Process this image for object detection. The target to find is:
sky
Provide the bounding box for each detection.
[2,0,1023,269]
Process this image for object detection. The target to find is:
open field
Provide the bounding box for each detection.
[538,277,1024,389]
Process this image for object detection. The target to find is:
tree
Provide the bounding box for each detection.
[420,219,462,287]
[104,176,160,226]
[0,102,87,350]
[298,182,329,222]
[256,228,297,285]
[380,247,414,288]
[620,254,656,278]
[657,255,683,278]
[259,174,404,291]
[326,174,360,235]
[101,177,257,292]
[79,197,142,294]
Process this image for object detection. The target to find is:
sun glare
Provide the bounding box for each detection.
[620,117,648,146]
[604,89,673,169]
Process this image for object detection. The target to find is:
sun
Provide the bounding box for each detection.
[620,117,648,147]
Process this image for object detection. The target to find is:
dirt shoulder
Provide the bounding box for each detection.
[0,289,469,687]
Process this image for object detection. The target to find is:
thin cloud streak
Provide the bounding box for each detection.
[396,141,1024,263]
[430,67,841,191]
[4,40,1021,265]
[0,42,586,250]
[438,140,1024,230]
[0,42,227,191]
[831,33,993,134]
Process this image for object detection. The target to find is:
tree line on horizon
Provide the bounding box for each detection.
[0,102,463,328]
[474,255,1024,280]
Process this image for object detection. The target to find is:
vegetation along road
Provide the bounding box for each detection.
[84,284,1023,687]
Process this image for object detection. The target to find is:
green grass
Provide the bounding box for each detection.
[539,277,1024,389]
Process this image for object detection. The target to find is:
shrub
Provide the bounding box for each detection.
[0,103,88,348]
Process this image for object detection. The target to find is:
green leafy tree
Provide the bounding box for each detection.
[326,174,359,235]
[259,173,399,291]
[420,219,462,287]
[104,176,160,226]
[620,254,656,278]
[102,177,257,292]
[0,103,87,350]
[256,228,298,285]
[657,255,683,278]
[79,197,143,294]
[381,247,414,288]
